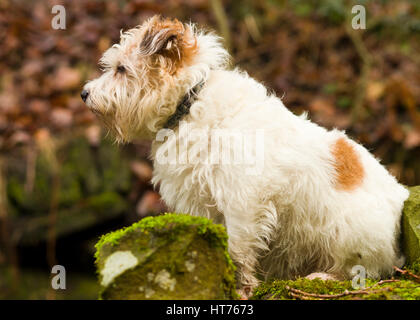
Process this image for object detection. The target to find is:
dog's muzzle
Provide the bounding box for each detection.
[81,90,89,102]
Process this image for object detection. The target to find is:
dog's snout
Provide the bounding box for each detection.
[81,90,89,102]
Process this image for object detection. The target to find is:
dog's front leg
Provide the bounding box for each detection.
[226,228,260,298]
[223,204,277,298]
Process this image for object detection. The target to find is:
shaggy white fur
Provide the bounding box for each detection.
[83,16,409,294]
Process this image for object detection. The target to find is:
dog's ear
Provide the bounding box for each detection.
[139,17,185,57]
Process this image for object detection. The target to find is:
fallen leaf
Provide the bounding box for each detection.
[53,66,82,91]
[130,161,153,182]
[85,125,102,147]
[50,108,73,128]
[136,191,166,218]
[404,129,420,149]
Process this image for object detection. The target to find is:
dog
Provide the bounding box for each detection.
[82,16,409,296]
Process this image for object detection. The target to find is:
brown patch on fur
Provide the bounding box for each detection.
[331,137,364,191]
[140,16,197,74]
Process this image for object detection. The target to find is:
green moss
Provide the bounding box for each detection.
[7,177,25,209]
[97,138,131,193]
[15,191,128,244]
[252,277,420,300]
[253,262,420,300]
[402,186,420,264]
[65,137,101,194]
[85,192,126,213]
[362,280,420,300]
[252,278,353,300]
[0,266,99,300]
[94,213,229,263]
[7,153,53,213]
[58,162,82,206]
[94,214,238,300]
[398,258,420,283]
[406,259,420,275]
[6,135,133,214]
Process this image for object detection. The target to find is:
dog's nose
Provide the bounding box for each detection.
[81,90,89,102]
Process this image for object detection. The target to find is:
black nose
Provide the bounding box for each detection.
[81,90,89,102]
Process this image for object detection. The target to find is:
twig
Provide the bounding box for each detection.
[344,2,372,121]
[285,280,397,300]
[35,130,60,300]
[244,14,261,43]
[235,34,278,63]
[210,0,231,53]
[369,279,400,288]
[393,266,420,282]
[0,157,20,290]
[286,286,371,299]
[24,146,37,194]
[289,292,313,300]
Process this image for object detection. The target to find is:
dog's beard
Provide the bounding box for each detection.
[102,119,127,143]
[88,106,126,143]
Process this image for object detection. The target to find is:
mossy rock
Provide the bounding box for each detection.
[252,259,420,300]
[0,266,99,300]
[252,276,420,300]
[18,192,128,245]
[94,213,238,300]
[402,186,420,264]
[7,151,64,213]
[6,135,131,215]
[5,133,133,243]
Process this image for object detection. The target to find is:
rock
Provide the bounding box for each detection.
[252,276,420,300]
[94,213,238,300]
[402,186,420,264]
[18,192,128,245]
[5,133,133,244]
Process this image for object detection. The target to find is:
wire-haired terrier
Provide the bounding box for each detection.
[82,16,409,297]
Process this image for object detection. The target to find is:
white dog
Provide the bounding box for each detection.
[82,16,409,296]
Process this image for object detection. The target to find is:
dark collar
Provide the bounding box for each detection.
[163,81,205,129]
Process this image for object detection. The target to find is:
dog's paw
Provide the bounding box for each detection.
[237,285,253,300]
[305,272,339,281]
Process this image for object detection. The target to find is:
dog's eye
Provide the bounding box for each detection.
[163,35,177,51]
[116,65,126,73]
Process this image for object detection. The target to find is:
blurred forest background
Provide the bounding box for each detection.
[0,0,419,299]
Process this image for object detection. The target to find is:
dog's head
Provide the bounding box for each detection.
[82,15,229,142]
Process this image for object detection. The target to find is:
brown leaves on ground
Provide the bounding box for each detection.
[0,0,419,184]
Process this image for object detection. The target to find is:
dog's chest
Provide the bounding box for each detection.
[154,167,222,219]
[151,139,221,219]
